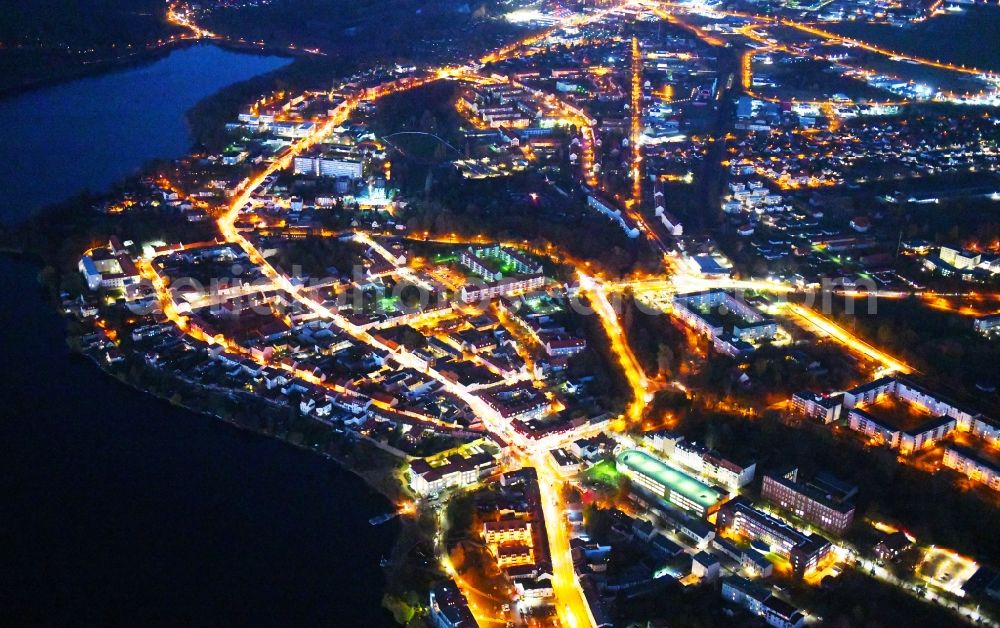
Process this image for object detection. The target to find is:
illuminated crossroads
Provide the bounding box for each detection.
[143,3,1000,626]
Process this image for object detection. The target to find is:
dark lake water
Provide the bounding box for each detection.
[0,256,398,626]
[0,44,290,223]
[0,44,398,626]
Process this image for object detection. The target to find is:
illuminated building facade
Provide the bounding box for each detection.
[943,446,1000,491]
[842,376,999,452]
[409,450,498,496]
[716,497,832,577]
[483,519,532,545]
[671,290,779,357]
[790,391,842,424]
[761,468,856,535]
[615,449,725,517]
[459,274,546,304]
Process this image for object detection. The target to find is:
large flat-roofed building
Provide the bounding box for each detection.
[615,449,725,517]
[409,448,498,496]
[716,497,832,577]
[293,153,364,179]
[847,407,955,455]
[939,245,981,270]
[671,290,780,357]
[647,434,756,492]
[943,445,1000,491]
[841,375,999,453]
[761,467,856,535]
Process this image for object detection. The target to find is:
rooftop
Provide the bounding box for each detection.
[616,449,724,510]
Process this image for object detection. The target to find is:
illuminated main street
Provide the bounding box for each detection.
[578,273,652,423]
[629,36,644,208]
[642,0,1000,106]
[125,2,1000,626]
[200,7,648,625]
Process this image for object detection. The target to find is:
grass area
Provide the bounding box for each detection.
[433,253,458,264]
[378,295,401,313]
[521,294,565,316]
[587,459,622,487]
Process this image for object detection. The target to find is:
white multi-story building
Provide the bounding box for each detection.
[790,391,842,424]
[671,290,780,356]
[409,449,498,496]
[843,376,997,445]
[460,274,545,304]
[974,313,1000,337]
[943,446,1000,491]
[666,439,756,492]
[79,246,141,291]
[586,193,641,239]
[654,205,683,236]
[293,155,363,179]
[847,408,955,454]
[482,519,532,545]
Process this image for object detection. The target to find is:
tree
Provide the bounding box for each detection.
[876,322,896,347]
[381,594,416,624]
[419,109,436,134]
[657,343,675,378]
[615,476,632,505]
[445,493,475,535]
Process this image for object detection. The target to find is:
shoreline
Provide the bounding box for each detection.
[0,45,299,227]
[4,249,423,623]
[71,334,425,615]
[73,332,409,505]
[0,38,300,102]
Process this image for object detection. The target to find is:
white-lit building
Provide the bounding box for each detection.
[943,446,1000,491]
[974,313,1000,337]
[79,244,141,291]
[692,551,720,582]
[671,290,779,356]
[843,376,998,448]
[460,274,545,304]
[483,519,532,545]
[790,391,842,424]
[293,155,363,179]
[586,193,641,238]
[667,439,756,492]
[409,450,498,496]
[847,408,955,455]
